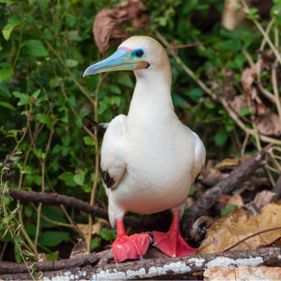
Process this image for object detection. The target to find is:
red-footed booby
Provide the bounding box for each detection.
[83,36,206,263]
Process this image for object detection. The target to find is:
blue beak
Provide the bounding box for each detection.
[83,48,148,77]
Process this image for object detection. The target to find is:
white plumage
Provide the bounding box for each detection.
[99,36,206,226]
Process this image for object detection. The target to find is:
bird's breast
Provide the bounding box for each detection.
[111,122,195,214]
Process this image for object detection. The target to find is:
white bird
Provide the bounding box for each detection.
[83,36,206,263]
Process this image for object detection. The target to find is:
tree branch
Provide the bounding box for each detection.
[7,189,167,231]
[0,247,280,280]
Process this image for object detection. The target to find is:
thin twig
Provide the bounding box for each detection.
[87,74,102,252]
[223,226,281,252]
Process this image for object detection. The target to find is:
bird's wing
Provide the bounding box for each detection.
[101,114,127,189]
[191,132,206,181]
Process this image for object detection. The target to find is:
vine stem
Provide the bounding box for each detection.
[87,74,103,252]
[34,121,55,250]
[240,0,281,65]
[223,226,281,252]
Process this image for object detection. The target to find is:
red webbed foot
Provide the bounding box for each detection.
[112,219,151,263]
[112,233,151,263]
[153,212,196,257]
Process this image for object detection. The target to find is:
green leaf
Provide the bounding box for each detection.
[90,236,102,251]
[32,89,41,98]
[37,0,50,10]
[34,148,46,160]
[25,224,36,237]
[220,205,238,217]
[73,170,85,186]
[186,88,204,102]
[246,7,260,20]
[100,228,116,242]
[188,185,196,196]
[66,59,78,67]
[24,205,33,218]
[239,107,251,117]
[23,39,49,57]
[59,171,75,187]
[214,131,228,146]
[0,101,16,110]
[46,251,59,261]
[49,77,63,88]
[117,72,133,88]
[172,94,188,108]
[39,231,69,247]
[2,17,21,40]
[83,136,95,146]
[107,84,121,95]
[35,113,52,129]
[12,91,29,106]
[0,63,14,82]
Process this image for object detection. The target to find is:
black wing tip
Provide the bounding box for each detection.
[101,171,115,189]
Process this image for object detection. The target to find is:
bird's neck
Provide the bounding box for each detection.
[127,65,175,125]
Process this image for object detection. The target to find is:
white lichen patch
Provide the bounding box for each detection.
[188,257,205,267]
[146,261,191,277]
[278,255,281,260]
[85,261,192,280]
[206,256,263,268]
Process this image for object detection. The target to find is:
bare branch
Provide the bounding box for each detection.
[0,247,280,280]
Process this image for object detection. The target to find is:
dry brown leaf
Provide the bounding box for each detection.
[227,194,244,208]
[77,218,108,239]
[204,266,281,281]
[215,158,239,170]
[253,190,276,210]
[256,112,281,136]
[200,160,225,186]
[93,0,149,53]
[221,0,245,31]
[240,63,281,137]
[70,239,87,258]
[199,203,281,254]
[228,95,248,115]
[38,253,47,262]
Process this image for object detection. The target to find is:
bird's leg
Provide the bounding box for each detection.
[112,219,151,263]
[153,212,196,257]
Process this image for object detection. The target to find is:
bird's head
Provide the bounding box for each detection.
[83,36,169,78]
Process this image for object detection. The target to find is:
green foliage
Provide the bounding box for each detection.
[0,0,277,263]
[220,205,238,217]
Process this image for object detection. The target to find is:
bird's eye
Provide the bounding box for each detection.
[133,49,144,58]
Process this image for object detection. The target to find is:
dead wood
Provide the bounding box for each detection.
[0,250,109,274]
[0,247,280,280]
[184,147,269,240]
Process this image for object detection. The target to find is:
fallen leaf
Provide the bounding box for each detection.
[77,218,109,239]
[256,112,281,136]
[70,239,87,258]
[199,203,281,254]
[253,190,276,209]
[227,194,244,207]
[204,266,281,281]
[93,0,149,53]
[215,158,240,170]
[200,160,225,186]
[38,253,47,262]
